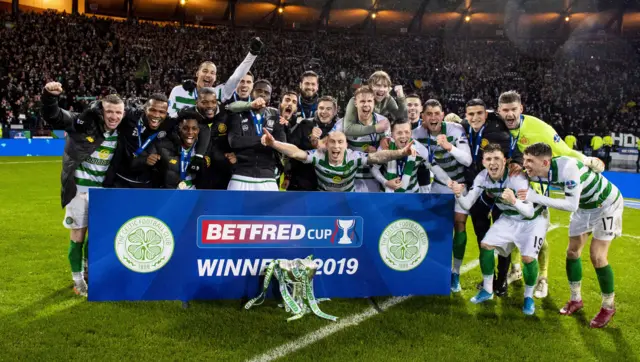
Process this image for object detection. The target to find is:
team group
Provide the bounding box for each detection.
[40,37,622,328]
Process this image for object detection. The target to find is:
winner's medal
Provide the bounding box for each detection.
[361,144,370,152]
[178,181,188,190]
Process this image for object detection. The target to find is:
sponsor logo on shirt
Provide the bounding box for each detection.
[565,180,577,189]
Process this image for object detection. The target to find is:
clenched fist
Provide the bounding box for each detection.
[394,85,405,99]
[436,134,453,151]
[251,98,266,110]
[517,189,529,201]
[375,118,390,133]
[311,127,322,139]
[146,154,161,166]
[501,188,517,205]
[45,82,63,96]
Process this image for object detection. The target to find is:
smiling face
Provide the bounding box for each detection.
[523,153,550,178]
[179,119,200,148]
[299,75,318,98]
[482,150,506,180]
[102,102,125,131]
[145,99,168,130]
[465,105,487,132]
[422,105,444,134]
[371,80,390,103]
[392,122,412,148]
[279,93,298,120]
[498,101,523,130]
[355,92,375,123]
[317,100,336,124]
[326,132,347,164]
[196,62,217,89]
[196,92,218,119]
[236,74,254,99]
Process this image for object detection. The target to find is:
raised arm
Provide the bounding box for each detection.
[368,141,415,164]
[41,82,81,132]
[262,129,307,162]
[219,39,262,102]
[520,164,582,212]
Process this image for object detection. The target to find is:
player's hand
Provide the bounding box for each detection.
[311,127,322,139]
[508,162,523,176]
[517,189,529,201]
[501,188,517,205]
[315,138,327,150]
[394,85,405,99]
[366,146,378,153]
[400,140,416,157]
[261,129,275,147]
[444,113,462,124]
[146,153,161,166]
[281,177,290,190]
[437,134,453,151]
[249,37,264,55]
[385,178,402,190]
[375,118,390,133]
[187,154,205,174]
[224,152,237,165]
[251,98,266,110]
[584,156,605,173]
[379,137,391,150]
[279,116,289,126]
[182,79,196,92]
[44,82,63,96]
[450,181,464,197]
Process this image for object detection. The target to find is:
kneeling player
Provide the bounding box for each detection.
[449,144,548,315]
[261,130,414,191]
[520,143,623,328]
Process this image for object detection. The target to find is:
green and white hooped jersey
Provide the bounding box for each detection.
[74,130,118,192]
[334,114,389,181]
[168,84,226,118]
[531,156,621,210]
[376,139,424,193]
[472,169,546,220]
[413,121,468,184]
[304,148,369,192]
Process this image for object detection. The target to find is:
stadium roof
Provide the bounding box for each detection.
[84,0,639,34]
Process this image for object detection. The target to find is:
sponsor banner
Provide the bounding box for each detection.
[88,189,454,301]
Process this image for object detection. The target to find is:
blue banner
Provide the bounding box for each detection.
[88,189,454,302]
[0,139,66,156]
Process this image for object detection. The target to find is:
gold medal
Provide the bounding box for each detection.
[361,144,370,151]
[332,176,342,183]
[178,181,188,190]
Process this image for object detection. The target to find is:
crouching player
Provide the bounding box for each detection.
[519,143,623,328]
[449,144,548,315]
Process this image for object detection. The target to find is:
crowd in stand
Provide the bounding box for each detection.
[1,10,640,138]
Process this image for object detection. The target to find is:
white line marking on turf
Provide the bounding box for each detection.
[249,223,562,362]
[0,160,60,165]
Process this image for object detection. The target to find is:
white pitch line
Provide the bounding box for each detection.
[0,160,60,165]
[249,223,561,362]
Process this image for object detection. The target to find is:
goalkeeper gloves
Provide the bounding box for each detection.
[583,156,605,173]
[188,154,205,174]
[249,37,264,56]
[182,79,197,93]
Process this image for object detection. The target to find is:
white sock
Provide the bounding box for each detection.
[72,272,84,282]
[452,258,463,274]
[570,281,582,301]
[483,274,494,294]
[512,263,521,272]
[602,293,615,309]
[524,285,534,299]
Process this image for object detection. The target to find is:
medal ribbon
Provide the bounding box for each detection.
[180,142,195,180]
[251,110,263,136]
[134,118,159,157]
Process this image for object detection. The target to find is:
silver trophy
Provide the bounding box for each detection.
[337,219,355,245]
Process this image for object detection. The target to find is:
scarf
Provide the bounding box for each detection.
[384,139,417,193]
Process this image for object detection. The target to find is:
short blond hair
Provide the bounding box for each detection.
[354,85,374,100]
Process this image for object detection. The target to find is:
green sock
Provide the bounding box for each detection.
[595,265,615,294]
[83,238,89,260]
[523,259,539,287]
[479,248,495,276]
[68,241,84,273]
[452,231,467,260]
[566,258,582,283]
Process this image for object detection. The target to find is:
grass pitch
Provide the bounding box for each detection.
[1,156,639,361]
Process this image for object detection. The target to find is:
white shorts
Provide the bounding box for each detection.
[569,196,623,241]
[227,175,279,191]
[419,185,431,194]
[482,215,550,258]
[63,192,89,229]
[355,178,380,193]
[430,182,468,215]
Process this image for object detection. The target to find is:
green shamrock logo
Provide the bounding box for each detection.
[127,228,163,261]
[388,230,419,260]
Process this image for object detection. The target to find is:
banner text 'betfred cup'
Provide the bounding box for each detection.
[88,189,454,301]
